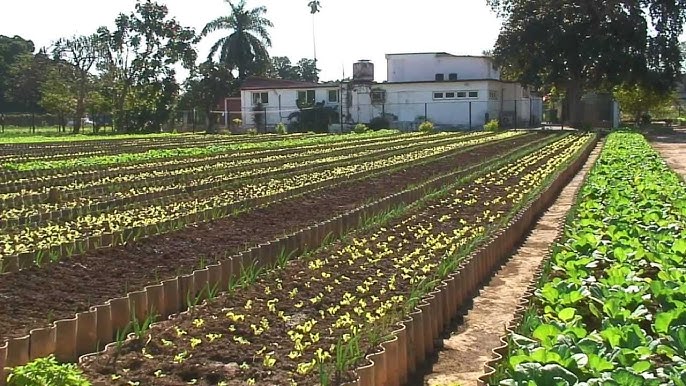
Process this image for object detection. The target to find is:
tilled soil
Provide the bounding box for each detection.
[418,144,602,386]
[650,131,686,180]
[0,133,548,341]
[79,133,584,386]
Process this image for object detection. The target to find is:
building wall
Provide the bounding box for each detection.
[386,54,501,83]
[240,87,341,128]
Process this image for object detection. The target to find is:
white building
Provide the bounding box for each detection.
[239,52,543,131]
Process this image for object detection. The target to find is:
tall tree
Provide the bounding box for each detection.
[307,1,321,64]
[267,56,320,82]
[98,0,196,133]
[0,35,35,113]
[487,0,686,127]
[40,64,77,131]
[201,0,273,80]
[52,34,102,133]
[182,61,237,133]
[296,58,319,82]
[6,49,51,131]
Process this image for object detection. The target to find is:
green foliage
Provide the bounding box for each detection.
[0,35,35,113]
[201,0,273,80]
[353,123,369,134]
[39,65,77,128]
[483,119,500,132]
[499,133,686,385]
[181,61,237,133]
[98,0,197,133]
[369,116,390,131]
[288,101,338,133]
[267,56,320,82]
[7,355,90,386]
[246,127,258,135]
[275,122,288,135]
[488,0,686,124]
[613,84,676,126]
[418,120,435,134]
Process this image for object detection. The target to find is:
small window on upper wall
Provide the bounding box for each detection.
[445,92,456,99]
[433,92,444,100]
[435,74,445,81]
[456,91,467,98]
[489,90,498,100]
[252,92,269,105]
[448,73,458,81]
[297,89,316,104]
[468,91,479,98]
[328,90,339,103]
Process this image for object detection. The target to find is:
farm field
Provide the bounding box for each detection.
[482,132,686,386]
[61,132,595,385]
[5,129,656,386]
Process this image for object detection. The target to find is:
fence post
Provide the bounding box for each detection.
[469,101,472,130]
[424,103,428,122]
[514,101,518,130]
[192,109,196,133]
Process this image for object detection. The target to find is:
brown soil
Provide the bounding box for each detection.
[419,143,602,386]
[650,131,686,179]
[79,134,583,386]
[0,133,548,342]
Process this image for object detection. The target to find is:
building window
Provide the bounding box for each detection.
[489,90,498,100]
[297,89,316,104]
[448,73,458,81]
[456,91,467,98]
[328,90,338,103]
[252,92,269,105]
[522,88,530,98]
[435,73,445,81]
[433,92,444,100]
[445,92,456,99]
[371,90,386,104]
[468,91,479,98]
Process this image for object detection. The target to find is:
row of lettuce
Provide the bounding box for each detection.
[493,133,686,386]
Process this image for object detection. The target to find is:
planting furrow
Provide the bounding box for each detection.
[77,134,594,385]
[483,133,686,386]
[0,132,514,266]
[0,132,548,343]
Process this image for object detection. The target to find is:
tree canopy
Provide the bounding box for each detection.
[201,0,273,80]
[488,0,686,126]
[267,56,320,82]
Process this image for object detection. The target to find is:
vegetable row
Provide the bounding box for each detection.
[496,133,686,386]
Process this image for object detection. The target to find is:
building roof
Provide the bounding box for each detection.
[385,52,492,59]
[241,77,338,90]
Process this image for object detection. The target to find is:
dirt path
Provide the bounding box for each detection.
[650,132,686,179]
[419,143,603,386]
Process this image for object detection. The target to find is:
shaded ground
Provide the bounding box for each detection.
[416,143,603,386]
[0,134,548,342]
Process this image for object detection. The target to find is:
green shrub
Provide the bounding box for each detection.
[369,116,390,131]
[418,120,436,134]
[7,355,90,386]
[483,119,500,132]
[246,127,258,135]
[353,123,369,134]
[275,122,288,135]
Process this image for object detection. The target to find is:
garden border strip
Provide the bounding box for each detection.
[0,132,544,383]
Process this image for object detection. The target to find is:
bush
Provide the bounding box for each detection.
[7,355,90,386]
[353,123,369,134]
[483,119,500,132]
[275,122,288,135]
[418,120,436,134]
[369,116,390,131]
[246,127,258,135]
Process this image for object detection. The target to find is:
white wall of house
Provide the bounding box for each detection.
[386,53,501,83]
[240,87,341,127]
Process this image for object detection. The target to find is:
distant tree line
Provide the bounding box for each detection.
[0,0,323,134]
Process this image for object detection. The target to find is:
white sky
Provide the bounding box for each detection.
[0,0,503,82]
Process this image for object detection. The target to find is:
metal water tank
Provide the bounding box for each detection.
[353,60,374,82]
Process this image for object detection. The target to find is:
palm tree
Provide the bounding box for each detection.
[308,1,321,64]
[201,0,273,80]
